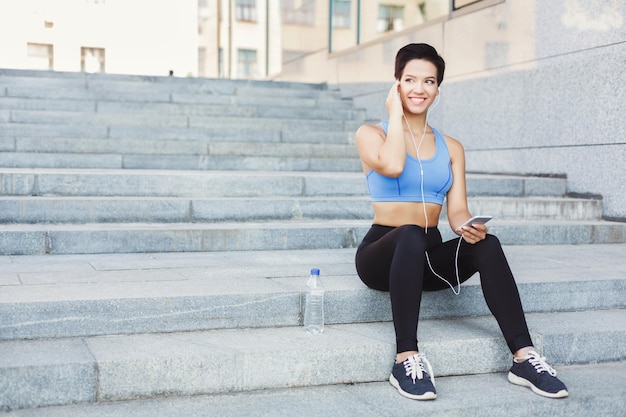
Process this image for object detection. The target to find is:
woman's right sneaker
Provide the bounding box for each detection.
[508,350,568,398]
[389,353,437,400]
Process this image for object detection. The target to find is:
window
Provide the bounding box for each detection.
[27,43,53,70]
[281,0,315,25]
[377,4,404,33]
[332,0,351,29]
[81,47,105,73]
[236,0,257,22]
[238,48,257,78]
[328,0,501,54]
[418,2,427,21]
[453,0,481,9]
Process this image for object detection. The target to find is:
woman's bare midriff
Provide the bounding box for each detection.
[371,202,443,228]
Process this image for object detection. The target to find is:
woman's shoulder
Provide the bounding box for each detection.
[356,122,386,141]
[439,132,464,152]
[431,127,464,159]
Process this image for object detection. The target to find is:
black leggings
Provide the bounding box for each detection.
[355,224,533,354]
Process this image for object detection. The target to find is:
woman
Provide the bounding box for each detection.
[354,43,568,400]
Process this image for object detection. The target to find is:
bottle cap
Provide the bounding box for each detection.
[310,268,320,275]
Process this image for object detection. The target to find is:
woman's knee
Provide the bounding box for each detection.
[463,234,506,267]
[471,234,513,275]
[476,234,503,254]
[394,224,428,252]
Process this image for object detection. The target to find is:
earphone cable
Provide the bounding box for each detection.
[402,102,462,295]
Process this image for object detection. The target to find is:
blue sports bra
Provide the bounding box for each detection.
[365,121,453,205]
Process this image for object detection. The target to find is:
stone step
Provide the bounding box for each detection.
[6,110,363,129]
[0,96,358,116]
[0,196,603,224]
[0,91,347,116]
[0,74,333,95]
[0,219,625,256]
[2,361,622,417]
[0,196,374,223]
[0,122,356,143]
[0,151,362,171]
[3,138,358,158]
[1,245,624,340]
[1,85,342,105]
[1,308,624,410]
[0,169,366,196]
[0,169,566,197]
[0,74,352,101]
[0,71,336,100]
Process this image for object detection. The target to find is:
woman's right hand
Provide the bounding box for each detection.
[385,81,403,119]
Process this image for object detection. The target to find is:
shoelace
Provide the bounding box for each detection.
[525,351,558,377]
[403,354,436,386]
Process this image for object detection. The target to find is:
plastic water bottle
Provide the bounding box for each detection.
[304,268,324,334]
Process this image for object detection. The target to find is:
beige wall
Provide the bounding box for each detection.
[281,1,329,54]
[0,0,282,80]
[0,0,198,77]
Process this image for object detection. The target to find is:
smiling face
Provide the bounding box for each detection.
[397,59,439,114]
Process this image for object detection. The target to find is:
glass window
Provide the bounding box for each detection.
[281,0,315,25]
[27,43,54,70]
[238,48,257,78]
[332,0,351,29]
[322,0,501,55]
[236,0,257,22]
[377,4,405,33]
[332,1,449,51]
[81,47,105,73]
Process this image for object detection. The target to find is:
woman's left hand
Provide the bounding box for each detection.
[459,223,487,244]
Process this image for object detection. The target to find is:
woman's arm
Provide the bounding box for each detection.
[445,136,487,243]
[355,82,407,177]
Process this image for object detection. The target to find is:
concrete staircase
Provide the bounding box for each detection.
[0,69,625,416]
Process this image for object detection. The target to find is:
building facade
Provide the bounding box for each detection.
[198,0,282,79]
[0,0,198,77]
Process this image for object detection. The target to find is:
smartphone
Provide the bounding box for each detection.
[456,215,492,231]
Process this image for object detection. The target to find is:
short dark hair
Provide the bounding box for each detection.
[394,43,445,86]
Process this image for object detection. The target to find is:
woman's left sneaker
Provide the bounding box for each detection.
[508,350,568,398]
